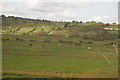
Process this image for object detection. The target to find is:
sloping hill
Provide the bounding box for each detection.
[1,15,118,40]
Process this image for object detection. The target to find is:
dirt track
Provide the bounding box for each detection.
[2,70,118,78]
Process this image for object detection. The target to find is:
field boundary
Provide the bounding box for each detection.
[2,70,118,78]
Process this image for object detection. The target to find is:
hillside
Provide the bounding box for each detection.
[1,15,119,40]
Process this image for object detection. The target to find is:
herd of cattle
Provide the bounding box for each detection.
[2,37,117,47]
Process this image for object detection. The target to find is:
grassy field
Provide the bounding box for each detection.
[1,15,119,78]
[2,35,118,78]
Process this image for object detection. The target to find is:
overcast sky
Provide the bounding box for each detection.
[1,0,120,23]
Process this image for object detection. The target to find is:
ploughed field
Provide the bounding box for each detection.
[2,35,118,78]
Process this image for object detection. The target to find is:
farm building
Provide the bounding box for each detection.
[104,28,113,30]
[104,28,120,31]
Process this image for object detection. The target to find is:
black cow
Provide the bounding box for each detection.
[29,44,32,46]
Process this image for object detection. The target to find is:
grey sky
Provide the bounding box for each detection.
[1,0,119,23]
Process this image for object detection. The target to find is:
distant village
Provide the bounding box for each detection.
[104,28,120,31]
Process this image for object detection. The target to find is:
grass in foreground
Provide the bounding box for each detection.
[2,35,118,78]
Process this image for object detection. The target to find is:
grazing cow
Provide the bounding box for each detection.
[59,40,73,44]
[16,37,19,40]
[44,40,51,42]
[109,43,116,45]
[60,72,63,73]
[6,38,9,40]
[59,40,64,42]
[55,72,58,73]
[59,44,61,46]
[2,38,9,41]
[79,41,83,43]
[16,38,24,41]
[29,44,32,46]
[88,46,91,50]
[113,43,117,45]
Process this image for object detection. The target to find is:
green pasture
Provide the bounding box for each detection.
[2,35,118,78]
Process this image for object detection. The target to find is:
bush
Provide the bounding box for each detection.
[84,31,117,40]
